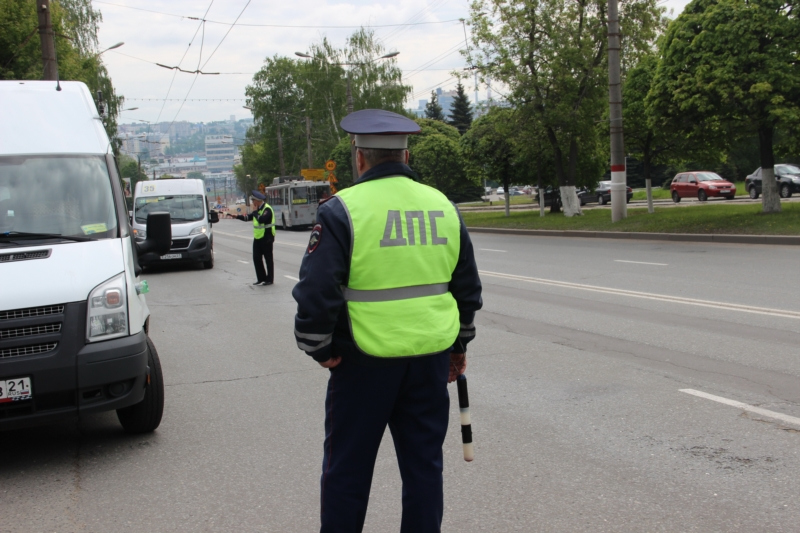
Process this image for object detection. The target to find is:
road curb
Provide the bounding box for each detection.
[465,227,800,245]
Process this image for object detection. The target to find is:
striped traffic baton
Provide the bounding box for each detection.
[456,373,474,462]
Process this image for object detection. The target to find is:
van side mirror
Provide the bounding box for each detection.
[209,210,219,224]
[136,212,171,256]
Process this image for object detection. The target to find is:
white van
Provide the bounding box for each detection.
[131,178,217,269]
[0,80,172,433]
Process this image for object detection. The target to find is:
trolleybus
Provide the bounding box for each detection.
[265,176,332,229]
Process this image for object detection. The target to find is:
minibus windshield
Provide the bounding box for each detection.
[0,155,118,240]
[134,194,205,224]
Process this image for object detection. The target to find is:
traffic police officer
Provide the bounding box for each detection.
[233,190,275,285]
[292,109,482,532]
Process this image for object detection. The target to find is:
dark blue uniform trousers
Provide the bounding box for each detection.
[320,351,450,533]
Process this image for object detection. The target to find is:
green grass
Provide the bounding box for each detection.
[461,196,537,207]
[460,201,800,235]
[631,181,748,201]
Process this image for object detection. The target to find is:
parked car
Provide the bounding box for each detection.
[496,186,505,195]
[537,186,562,207]
[580,181,633,205]
[744,164,800,199]
[670,171,736,202]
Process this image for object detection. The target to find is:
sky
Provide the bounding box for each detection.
[95,0,693,126]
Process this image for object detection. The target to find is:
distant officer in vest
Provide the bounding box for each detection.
[233,190,275,285]
[292,109,483,532]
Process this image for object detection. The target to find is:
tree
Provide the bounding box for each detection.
[425,91,445,121]
[469,0,663,216]
[1,0,123,147]
[448,83,473,135]
[245,29,410,179]
[187,171,204,180]
[409,119,479,202]
[233,164,258,206]
[648,0,800,213]
[461,108,517,216]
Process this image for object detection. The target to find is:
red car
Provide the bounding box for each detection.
[670,171,736,202]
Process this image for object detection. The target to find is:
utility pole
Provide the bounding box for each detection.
[346,72,358,182]
[276,119,286,176]
[306,116,313,168]
[37,0,58,81]
[607,0,627,221]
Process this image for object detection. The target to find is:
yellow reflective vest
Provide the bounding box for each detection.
[336,176,461,357]
[253,203,275,239]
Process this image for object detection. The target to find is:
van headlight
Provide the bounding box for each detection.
[189,225,208,236]
[87,273,128,342]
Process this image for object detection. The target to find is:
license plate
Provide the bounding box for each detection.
[0,377,32,403]
[160,253,182,260]
[720,190,730,193]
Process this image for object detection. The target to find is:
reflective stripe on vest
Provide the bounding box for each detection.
[336,176,460,358]
[342,282,449,303]
[253,204,276,239]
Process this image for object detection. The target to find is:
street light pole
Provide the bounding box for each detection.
[607,0,627,222]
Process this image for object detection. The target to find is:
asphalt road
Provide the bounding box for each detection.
[2,220,799,532]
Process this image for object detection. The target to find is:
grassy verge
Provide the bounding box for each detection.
[461,196,537,207]
[460,201,800,235]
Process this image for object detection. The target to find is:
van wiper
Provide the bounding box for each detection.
[0,231,93,242]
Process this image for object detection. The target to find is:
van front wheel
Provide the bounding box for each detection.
[117,336,164,433]
[203,247,214,269]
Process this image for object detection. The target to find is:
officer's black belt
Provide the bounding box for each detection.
[254,223,275,229]
[341,283,449,303]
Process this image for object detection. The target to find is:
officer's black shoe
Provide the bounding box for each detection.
[253,281,267,285]
[264,281,274,285]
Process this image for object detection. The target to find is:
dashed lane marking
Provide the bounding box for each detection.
[479,269,800,320]
[480,248,507,253]
[615,260,668,266]
[285,275,299,281]
[214,230,306,247]
[680,389,800,428]
[237,260,248,264]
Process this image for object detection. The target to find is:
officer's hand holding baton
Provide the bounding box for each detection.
[449,352,474,462]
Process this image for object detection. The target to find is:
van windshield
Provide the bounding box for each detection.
[134,194,205,224]
[0,155,118,240]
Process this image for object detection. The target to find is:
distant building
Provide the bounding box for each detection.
[407,87,459,120]
[205,135,235,173]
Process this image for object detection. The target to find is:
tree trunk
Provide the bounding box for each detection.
[644,139,654,214]
[758,126,781,213]
[560,138,582,217]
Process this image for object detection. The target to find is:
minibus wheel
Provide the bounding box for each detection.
[117,336,164,433]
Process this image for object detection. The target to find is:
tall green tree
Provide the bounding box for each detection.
[245,28,410,180]
[648,0,800,213]
[448,83,474,134]
[409,119,478,201]
[461,108,517,216]
[425,91,445,121]
[469,0,663,216]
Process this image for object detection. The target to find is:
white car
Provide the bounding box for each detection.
[496,187,505,195]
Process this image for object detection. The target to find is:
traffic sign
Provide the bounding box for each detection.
[301,168,327,181]
[206,187,211,192]
[325,160,337,171]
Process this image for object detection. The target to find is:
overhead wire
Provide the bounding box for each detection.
[94,1,459,28]
[153,0,216,125]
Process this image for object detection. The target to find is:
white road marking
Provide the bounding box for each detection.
[680,389,800,428]
[480,248,507,253]
[615,260,668,266]
[285,275,299,281]
[237,260,248,264]
[479,269,800,320]
[214,230,306,247]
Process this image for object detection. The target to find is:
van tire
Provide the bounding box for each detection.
[203,248,214,269]
[117,336,164,434]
